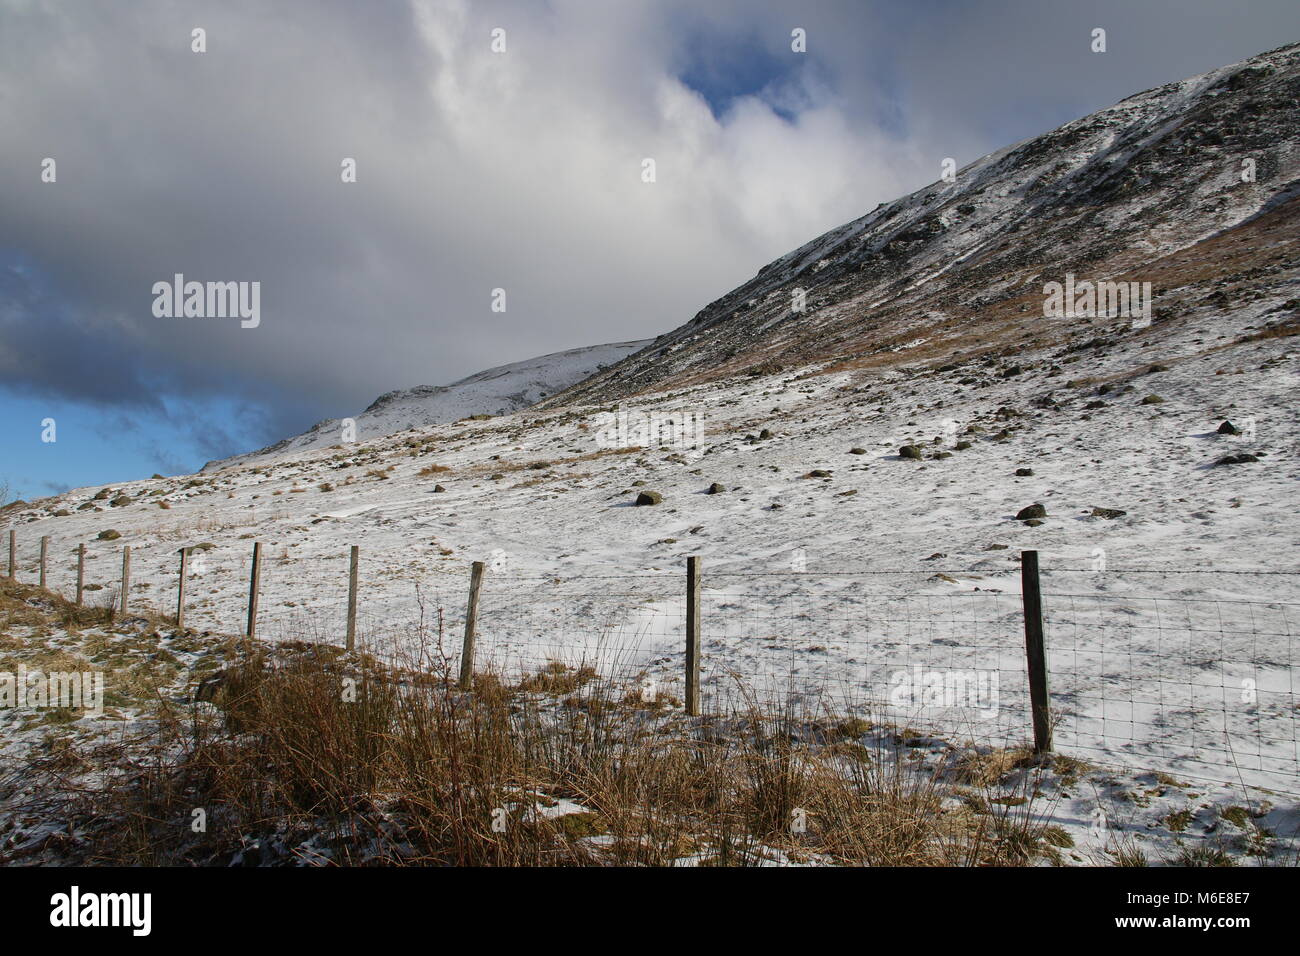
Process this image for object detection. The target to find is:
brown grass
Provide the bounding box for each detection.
[1,578,1057,867]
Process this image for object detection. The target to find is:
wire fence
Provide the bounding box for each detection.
[440,565,1300,796]
[4,527,1299,796]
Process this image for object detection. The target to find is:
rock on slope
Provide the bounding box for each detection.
[203,340,649,472]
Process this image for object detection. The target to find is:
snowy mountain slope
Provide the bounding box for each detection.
[203,340,649,472]
[4,44,1300,837]
[544,41,1300,408]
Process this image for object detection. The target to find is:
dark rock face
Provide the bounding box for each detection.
[1015,503,1047,521]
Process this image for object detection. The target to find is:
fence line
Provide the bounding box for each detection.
[3,528,1299,793]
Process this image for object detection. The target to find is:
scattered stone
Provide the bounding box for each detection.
[434,484,446,493]
[849,447,867,455]
[899,445,923,460]
[1140,394,1164,405]
[1091,507,1127,519]
[634,491,663,506]
[1084,400,1107,409]
[985,543,1009,551]
[954,440,972,451]
[1023,518,1045,527]
[1217,420,1241,435]
[1015,503,1047,521]
[806,469,833,478]
[758,428,773,440]
[1015,468,1034,477]
[925,552,947,561]
[1214,453,1259,466]
[53,509,70,517]
[97,529,121,540]
[706,482,726,494]
[110,495,132,507]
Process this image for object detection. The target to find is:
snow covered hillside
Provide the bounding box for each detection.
[3,43,1299,839]
[203,340,649,471]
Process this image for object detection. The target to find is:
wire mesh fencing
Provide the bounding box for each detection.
[1037,576,1299,794]
[438,563,1300,796]
[5,525,1299,796]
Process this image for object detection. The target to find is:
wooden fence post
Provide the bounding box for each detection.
[76,544,85,605]
[246,541,262,639]
[39,536,49,589]
[7,530,14,579]
[119,545,131,615]
[176,547,188,628]
[1020,550,1053,754]
[685,555,702,717]
[459,560,485,690]
[346,545,359,652]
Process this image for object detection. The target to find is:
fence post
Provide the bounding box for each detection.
[346,545,359,652]
[176,547,188,628]
[1020,550,1053,754]
[76,543,85,605]
[39,536,49,589]
[7,529,14,579]
[120,545,131,616]
[246,541,262,639]
[459,560,485,690]
[686,555,701,716]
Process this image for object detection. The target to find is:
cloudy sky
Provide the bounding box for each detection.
[2,0,1298,499]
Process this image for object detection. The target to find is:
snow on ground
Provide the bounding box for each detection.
[4,292,1299,824]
